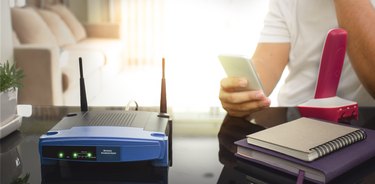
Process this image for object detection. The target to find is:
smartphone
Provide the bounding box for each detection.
[219,55,264,91]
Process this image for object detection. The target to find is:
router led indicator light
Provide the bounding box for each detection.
[58,152,64,158]
[87,153,92,158]
[73,153,78,158]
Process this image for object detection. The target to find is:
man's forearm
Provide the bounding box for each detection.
[334,0,375,97]
[252,43,290,96]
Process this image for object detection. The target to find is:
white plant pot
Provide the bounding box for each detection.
[0,88,18,127]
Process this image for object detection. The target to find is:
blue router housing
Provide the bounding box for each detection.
[39,57,171,167]
[39,110,171,167]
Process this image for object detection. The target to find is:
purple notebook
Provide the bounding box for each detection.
[235,128,375,184]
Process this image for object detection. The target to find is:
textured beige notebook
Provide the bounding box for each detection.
[246,117,366,161]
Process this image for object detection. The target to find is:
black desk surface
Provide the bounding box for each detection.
[1,106,374,184]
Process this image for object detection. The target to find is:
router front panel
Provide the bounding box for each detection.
[40,139,168,163]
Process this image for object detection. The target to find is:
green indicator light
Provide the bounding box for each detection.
[87,153,92,158]
[73,153,78,158]
[58,152,64,158]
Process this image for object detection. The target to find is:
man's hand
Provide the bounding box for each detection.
[218,43,289,117]
[219,77,270,117]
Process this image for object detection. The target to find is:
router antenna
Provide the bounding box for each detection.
[159,57,168,117]
[79,57,88,112]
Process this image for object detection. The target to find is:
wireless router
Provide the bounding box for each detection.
[39,58,172,167]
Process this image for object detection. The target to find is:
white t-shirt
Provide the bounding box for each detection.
[260,0,375,106]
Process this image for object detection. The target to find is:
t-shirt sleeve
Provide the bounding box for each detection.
[259,0,290,43]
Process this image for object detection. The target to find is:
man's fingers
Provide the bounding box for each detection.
[219,89,266,104]
[219,77,270,118]
[221,98,270,113]
[220,77,248,90]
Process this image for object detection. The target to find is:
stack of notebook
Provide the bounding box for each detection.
[235,117,375,183]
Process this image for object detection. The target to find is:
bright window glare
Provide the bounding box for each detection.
[94,0,271,113]
[164,0,270,112]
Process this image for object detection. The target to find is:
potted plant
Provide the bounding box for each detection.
[0,61,24,130]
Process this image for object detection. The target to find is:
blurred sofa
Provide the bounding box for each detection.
[11,3,124,106]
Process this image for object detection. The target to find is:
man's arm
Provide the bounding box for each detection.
[252,43,290,96]
[334,0,375,98]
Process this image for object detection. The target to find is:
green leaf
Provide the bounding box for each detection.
[10,173,30,184]
[0,61,24,92]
